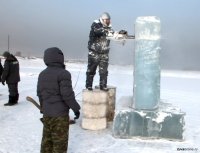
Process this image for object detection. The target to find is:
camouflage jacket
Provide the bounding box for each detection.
[88,19,112,53]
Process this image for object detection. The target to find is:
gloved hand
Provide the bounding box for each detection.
[104,28,114,34]
[103,28,110,34]
[2,81,5,86]
[119,30,128,35]
[108,29,115,34]
[74,111,80,119]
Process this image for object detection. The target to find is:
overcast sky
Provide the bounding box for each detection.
[0,0,200,70]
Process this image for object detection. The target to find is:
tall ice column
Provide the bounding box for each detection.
[133,16,161,110]
[113,16,185,140]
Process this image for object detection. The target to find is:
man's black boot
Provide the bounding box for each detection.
[13,94,19,105]
[4,96,17,106]
[100,75,108,91]
[86,73,94,91]
[100,85,108,91]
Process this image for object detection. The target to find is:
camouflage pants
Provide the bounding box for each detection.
[40,116,69,153]
[86,50,109,76]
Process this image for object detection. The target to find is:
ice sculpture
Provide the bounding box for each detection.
[133,16,161,110]
[112,16,185,140]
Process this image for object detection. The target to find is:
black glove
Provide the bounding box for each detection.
[2,81,5,86]
[108,29,115,34]
[103,28,110,34]
[119,30,127,35]
[74,111,80,119]
[103,27,114,35]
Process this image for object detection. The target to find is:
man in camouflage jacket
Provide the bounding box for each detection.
[86,12,114,91]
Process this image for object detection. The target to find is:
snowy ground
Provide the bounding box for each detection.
[0,57,200,153]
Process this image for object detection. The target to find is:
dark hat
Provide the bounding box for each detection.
[2,51,10,58]
[43,47,64,65]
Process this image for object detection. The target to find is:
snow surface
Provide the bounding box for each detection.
[0,57,200,153]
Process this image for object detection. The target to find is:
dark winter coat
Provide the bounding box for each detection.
[1,54,20,84]
[37,47,80,117]
[88,19,112,53]
[0,59,3,82]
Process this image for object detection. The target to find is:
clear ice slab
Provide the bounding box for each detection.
[113,102,185,140]
[133,16,161,110]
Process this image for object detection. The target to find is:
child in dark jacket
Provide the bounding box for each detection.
[37,47,80,153]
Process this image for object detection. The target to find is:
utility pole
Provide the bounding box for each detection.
[8,35,10,52]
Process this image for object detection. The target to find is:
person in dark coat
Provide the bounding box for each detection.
[86,12,127,91]
[2,51,20,106]
[37,47,81,153]
[0,58,3,81]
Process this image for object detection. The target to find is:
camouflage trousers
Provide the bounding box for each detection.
[40,116,69,153]
[86,50,109,76]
